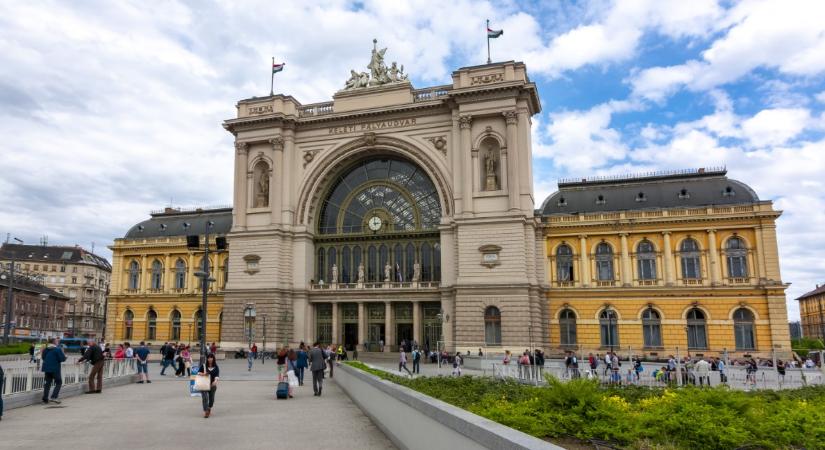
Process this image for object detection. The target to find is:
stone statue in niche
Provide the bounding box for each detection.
[357,263,365,283]
[384,262,391,282]
[253,162,270,207]
[413,262,421,282]
[484,145,499,191]
[331,264,338,284]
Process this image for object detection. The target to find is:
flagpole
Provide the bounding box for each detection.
[486,19,491,64]
[270,57,275,96]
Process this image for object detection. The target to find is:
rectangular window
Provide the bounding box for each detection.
[60,266,66,272]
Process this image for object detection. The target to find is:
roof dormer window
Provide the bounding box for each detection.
[595,194,606,205]
[723,186,736,197]
[636,192,647,202]
[557,196,567,207]
[678,188,690,199]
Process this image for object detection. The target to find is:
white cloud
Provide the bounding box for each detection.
[815,90,825,104]
[741,108,812,147]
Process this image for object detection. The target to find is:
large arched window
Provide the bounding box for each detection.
[128,261,140,290]
[123,310,134,340]
[733,308,755,350]
[484,306,502,346]
[686,308,707,349]
[595,243,614,281]
[680,239,701,279]
[599,309,619,349]
[556,244,574,282]
[341,246,352,283]
[146,310,157,340]
[636,240,657,281]
[150,260,163,290]
[559,309,577,347]
[170,310,181,341]
[726,237,748,278]
[642,308,662,348]
[174,259,186,289]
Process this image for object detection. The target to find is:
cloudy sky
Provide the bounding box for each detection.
[1,0,823,319]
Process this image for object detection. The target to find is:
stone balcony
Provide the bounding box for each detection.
[310,281,440,291]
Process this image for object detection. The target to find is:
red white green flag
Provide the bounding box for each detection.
[487,27,503,38]
[272,62,285,74]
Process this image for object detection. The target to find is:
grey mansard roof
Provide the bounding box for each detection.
[124,207,233,239]
[539,168,760,216]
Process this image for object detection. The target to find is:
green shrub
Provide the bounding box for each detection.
[0,342,30,355]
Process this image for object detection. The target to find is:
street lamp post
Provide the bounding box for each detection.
[192,220,215,366]
[244,304,256,350]
[262,313,267,364]
[38,293,48,344]
[2,237,23,345]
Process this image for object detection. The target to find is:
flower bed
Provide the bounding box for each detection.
[345,361,825,449]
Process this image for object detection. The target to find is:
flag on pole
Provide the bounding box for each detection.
[272,62,285,74]
[270,58,284,96]
[487,27,503,38]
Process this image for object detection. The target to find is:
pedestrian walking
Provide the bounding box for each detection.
[135,341,151,384]
[452,352,463,376]
[78,338,105,393]
[198,354,220,418]
[326,345,334,378]
[412,347,421,374]
[277,346,288,377]
[41,338,66,404]
[286,349,298,398]
[248,343,258,372]
[29,343,36,363]
[160,342,175,376]
[296,343,308,386]
[502,350,512,377]
[695,357,710,386]
[210,342,217,355]
[399,349,412,376]
[124,342,134,359]
[309,342,326,396]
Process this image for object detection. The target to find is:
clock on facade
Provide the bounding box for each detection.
[368,216,383,231]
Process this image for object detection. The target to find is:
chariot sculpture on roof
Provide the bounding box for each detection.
[344,39,408,90]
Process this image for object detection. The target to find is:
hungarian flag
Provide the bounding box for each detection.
[487,27,503,38]
[272,62,285,74]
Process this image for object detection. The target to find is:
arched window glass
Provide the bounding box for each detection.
[599,309,619,348]
[393,244,403,282]
[327,247,337,283]
[195,309,204,341]
[726,237,748,278]
[175,259,186,289]
[484,306,502,346]
[367,246,377,282]
[128,261,140,290]
[680,239,701,279]
[379,245,388,281]
[405,243,415,281]
[341,246,351,283]
[433,243,441,282]
[595,243,614,281]
[151,260,163,289]
[421,242,432,281]
[686,308,707,349]
[559,309,577,347]
[733,308,755,350]
[123,310,134,340]
[170,310,181,341]
[637,240,657,281]
[556,244,574,282]
[642,308,662,348]
[316,247,325,282]
[147,310,157,340]
[353,246,362,281]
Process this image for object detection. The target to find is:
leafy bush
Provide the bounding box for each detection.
[344,362,825,449]
[0,342,30,355]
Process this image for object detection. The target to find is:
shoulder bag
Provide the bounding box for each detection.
[195,367,212,391]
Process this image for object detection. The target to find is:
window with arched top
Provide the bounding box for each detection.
[637,240,657,281]
[123,310,134,340]
[128,261,140,290]
[680,239,701,279]
[316,247,326,282]
[559,309,577,347]
[170,310,181,341]
[726,237,748,278]
[556,244,574,282]
[642,308,662,348]
[484,306,502,346]
[733,308,755,350]
[686,308,707,349]
[595,243,614,281]
[151,260,163,290]
[175,259,186,289]
[599,309,619,348]
[146,310,157,340]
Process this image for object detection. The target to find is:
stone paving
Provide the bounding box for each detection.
[1,359,394,450]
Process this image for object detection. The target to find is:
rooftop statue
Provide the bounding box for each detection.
[343,39,408,90]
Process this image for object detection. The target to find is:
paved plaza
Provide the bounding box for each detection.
[1,359,394,450]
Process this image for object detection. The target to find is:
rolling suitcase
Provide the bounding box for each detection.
[276,381,289,399]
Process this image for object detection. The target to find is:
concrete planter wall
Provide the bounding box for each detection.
[335,363,561,450]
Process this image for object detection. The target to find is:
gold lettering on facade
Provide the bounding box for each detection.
[327,118,417,135]
[470,73,504,85]
[247,105,274,115]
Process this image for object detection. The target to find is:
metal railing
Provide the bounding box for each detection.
[1,359,137,397]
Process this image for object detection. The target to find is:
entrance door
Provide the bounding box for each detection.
[343,323,358,351]
[397,323,413,350]
[368,324,385,351]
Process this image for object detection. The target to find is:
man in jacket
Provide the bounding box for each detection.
[41,338,66,404]
[78,338,105,393]
[308,342,327,396]
[160,343,176,376]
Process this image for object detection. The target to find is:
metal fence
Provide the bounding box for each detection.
[1,359,137,397]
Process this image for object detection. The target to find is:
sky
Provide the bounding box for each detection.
[1,0,823,320]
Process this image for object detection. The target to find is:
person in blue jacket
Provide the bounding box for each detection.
[41,338,67,404]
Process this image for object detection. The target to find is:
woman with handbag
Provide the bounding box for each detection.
[197,354,220,418]
[286,349,298,398]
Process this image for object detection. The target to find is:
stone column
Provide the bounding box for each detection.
[517,109,533,198]
[357,302,366,351]
[234,142,248,229]
[707,229,721,285]
[754,226,767,282]
[504,110,519,211]
[620,233,632,286]
[471,147,479,192]
[282,128,295,224]
[164,254,172,290]
[270,136,284,225]
[140,255,148,293]
[578,235,590,287]
[662,232,674,286]
[459,115,473,213]
[412,301,421,345]
[385,301,393,352]
[331,302,339,346]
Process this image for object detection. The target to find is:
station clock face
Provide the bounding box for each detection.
[368,216,383,231]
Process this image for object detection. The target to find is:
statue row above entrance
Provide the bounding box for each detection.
[344,39,408,90]
[330,262,421,283]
